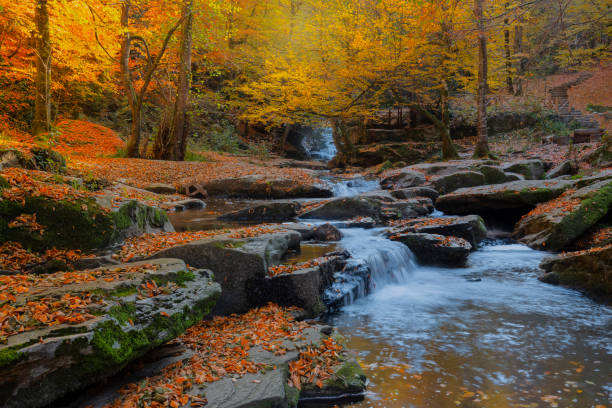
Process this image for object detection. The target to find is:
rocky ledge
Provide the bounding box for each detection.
[0,258,221,408]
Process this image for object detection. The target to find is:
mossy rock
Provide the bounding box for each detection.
[0,195,115,252]
[0,260,221,408]
[514,180,612,251]
[540,246,612,300]
[29,147,66,173]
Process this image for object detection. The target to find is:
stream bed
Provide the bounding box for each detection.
[323,230,612,408]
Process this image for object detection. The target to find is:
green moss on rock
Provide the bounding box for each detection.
[0,195,115,251]
[0,348,25,370]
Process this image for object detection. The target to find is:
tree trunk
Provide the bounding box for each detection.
[474,0,490,158]
[121,2,141,158]
[504,3,513,94]
[513,20,525,96]
[32,0,51,136]
[154,0,193,161]
[440,82,458,160]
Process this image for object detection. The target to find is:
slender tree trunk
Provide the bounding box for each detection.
[32,0,51,136]
[504,3,513,94]
[440,82,458,160]
[153,0,193,161]
[474,0,490,158]
[171,0,193,161]
[121,2,141,158]
[513,20,525,95]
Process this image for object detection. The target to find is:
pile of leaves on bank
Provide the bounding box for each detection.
[105,303,345,408]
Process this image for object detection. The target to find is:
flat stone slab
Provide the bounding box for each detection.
[0,259,221,408]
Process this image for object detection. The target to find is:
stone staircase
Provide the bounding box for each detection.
[549,73,601,128]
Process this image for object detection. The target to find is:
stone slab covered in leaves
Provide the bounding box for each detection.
[0,258,221,408]
[146,230,302,315]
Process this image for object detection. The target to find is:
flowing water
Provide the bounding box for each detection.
[322,231,612,408]
[302,128,337,162]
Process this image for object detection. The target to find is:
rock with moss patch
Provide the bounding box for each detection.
[0,192,116,252]
[474,165,514,184]
[191,175,333,199]
[502,160,545,180]
[546,160,575,179]
[146,230,302,315]
[0,259,221,408]
[513,180,612,251]
[539,245,611,300]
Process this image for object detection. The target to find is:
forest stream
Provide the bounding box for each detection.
[167,167,611,408]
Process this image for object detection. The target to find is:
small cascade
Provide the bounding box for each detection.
[324,228,417,309]
[328,177,380,197]
[301,127,337,162]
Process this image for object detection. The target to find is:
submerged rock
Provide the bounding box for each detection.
[0,259,221,408]
[514,180,612,251]
[540,245,611,300]
[313,223,343,241]
[390,232,472,266]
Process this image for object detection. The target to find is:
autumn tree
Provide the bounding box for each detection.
[120,0,186,158]
[153,0,193,161]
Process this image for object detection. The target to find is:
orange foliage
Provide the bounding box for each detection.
[52,120,125,158]
[0,242,89,273]
[268,257,329,277]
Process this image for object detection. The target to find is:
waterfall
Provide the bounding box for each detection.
[301,127,337,162]
[324,228,417,309]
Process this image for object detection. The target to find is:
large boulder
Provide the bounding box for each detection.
[432,171,486,195]
[143,183,177,195]
[540,245,611,300]
[146,230,302,315]
[390,232,472,266]
[0,259,221,408]
[501,160,546,180]
[388,215,486,249]
[380,169,426,190]
[186,175,333,199]
[435,179,575,216]
[513,180,612,251]
[218,201,300,222]
[300,197,383,221]
[0,147,66,173]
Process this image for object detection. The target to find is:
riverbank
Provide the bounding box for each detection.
[1,121,610,407]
